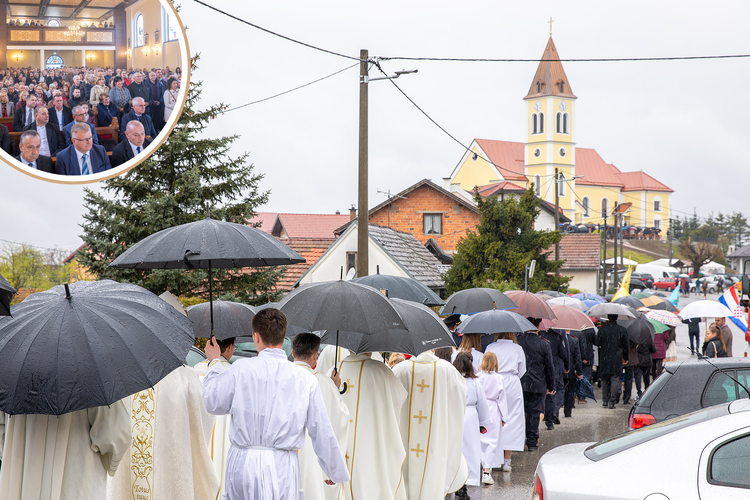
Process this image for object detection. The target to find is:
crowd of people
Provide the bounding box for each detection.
[0,65,182,174]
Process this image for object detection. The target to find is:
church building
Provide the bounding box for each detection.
[448,37,673,238]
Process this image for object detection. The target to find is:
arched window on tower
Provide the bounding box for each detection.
[582,196,590,217]
[134,13,144,47]
[539,112,544,133]
[556,112,561,133]
[534,175,541,196]
[531,113,538,135]
[562,113,569,134]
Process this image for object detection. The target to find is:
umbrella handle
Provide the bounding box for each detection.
[340,381,347,395]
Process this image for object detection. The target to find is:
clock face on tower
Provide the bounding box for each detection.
[559,101,567,111]
[534,101,542,112]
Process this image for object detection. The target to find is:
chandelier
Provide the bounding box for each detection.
[65,25,84,42]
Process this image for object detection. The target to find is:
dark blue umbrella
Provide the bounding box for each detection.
[0,272,16,316]
[575,376,597,402]
[0,280,194,415]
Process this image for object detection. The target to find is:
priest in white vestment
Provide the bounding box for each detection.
[0,399,131,500]
[107,365,219,500]
[392,350,468,500]
[202,309,349,500]
[339,351,408,500]
[317,346,383,377]
[293,333,350,500]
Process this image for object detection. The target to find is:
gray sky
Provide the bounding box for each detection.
[2,0,748,254]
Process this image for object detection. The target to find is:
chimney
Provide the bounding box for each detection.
[349,206,357,221]
[335,210,341,215]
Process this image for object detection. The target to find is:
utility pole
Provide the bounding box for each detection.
[620,213,625,268]
[668,217,673,266]
[602,213,608,294]
[613,204,619,289]
[357,49,369,278]
[554,168,560,262]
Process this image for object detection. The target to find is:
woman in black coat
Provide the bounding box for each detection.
[702,324,728,358]
[96,93,119,126]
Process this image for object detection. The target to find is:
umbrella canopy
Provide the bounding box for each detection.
[575,376,597,402]
[0,280,194,415]
[571,292,606,303]
[351,274,444,307]
[644,309,681,327]
[619,315,656,344]
[0,272,16,316]
[588,303,637,320]
[455,309,537,335]
[319,299,454,356]
[547,296,588,311]
[678,300,731,320]
[581,299,602,311]
[647,318,670,334]
[641,295,679,313]
[549,304,596,330]
[440,288,517,315]
[504,291,557,319]
[187,300,257,340]
[538,290,566,298]
[612,296,644,308]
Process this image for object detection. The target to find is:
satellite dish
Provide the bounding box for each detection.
[345,267,356,281]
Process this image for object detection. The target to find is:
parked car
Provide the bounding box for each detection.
[691,277,718,294]
[185,345,207,367]
[628,357,750,429]
[653,277,679,291]
[533,399,750,499]
[184,339,294,366]
[615,272,654,291]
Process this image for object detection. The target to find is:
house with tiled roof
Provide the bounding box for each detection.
[297,222,445,292]
[545,233,601,292]
[447,36,673,238]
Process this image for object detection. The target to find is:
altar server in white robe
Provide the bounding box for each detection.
[317,345,383,377]
[0,399,131,500]
[293,333,350,500]
[451,333,483,374]
[193,336,235,499]
[477,352,509,482]
[485,332,526,471]
[453,351,492,494]
[203,308,350,500]
[392,350,468,500]
[339,351,408,500]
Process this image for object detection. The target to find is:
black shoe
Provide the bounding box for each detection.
[622,399,631,405]
[609,403,616,409]
[455,485,470,499]
[527,443,538,451]
[546,423,554,430]
[552,415,561,425]
[564,413,572,418]
[602,401,608,407]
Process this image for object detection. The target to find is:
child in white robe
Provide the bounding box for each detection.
[478,352,509,484]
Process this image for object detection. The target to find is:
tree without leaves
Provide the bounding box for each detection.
[679,238,723,276]
[443,187,569,294]
[77,57,285,305]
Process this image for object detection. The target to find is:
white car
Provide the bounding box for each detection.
[532,399,750,499]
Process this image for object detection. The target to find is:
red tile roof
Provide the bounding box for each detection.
[574,148,625,188]
[276,238,334,291]
[248,212,278,234]
[278,213,352,239]
[617,171,673,193]
[474,139,528,181]
[476,181,526,197]
[547,233,601,270]
[524,37,577,100]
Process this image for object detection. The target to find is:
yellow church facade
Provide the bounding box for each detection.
[448,37,672,238]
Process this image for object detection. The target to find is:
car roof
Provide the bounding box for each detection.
[666,357,750,374]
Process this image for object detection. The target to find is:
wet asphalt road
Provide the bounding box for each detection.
[449,292,750,499]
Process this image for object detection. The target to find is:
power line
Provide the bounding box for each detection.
[224,63,359,113]
[379,54,750,63]
[190,0,362,62]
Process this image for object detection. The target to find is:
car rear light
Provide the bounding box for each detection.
[629,413,656,429]
[532,474,544,500]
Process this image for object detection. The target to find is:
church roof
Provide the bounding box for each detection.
[474,139,527,181]
[524,37,577,100]
[617,171,674,193]
[475,181,526,197]
[574,148,625,188]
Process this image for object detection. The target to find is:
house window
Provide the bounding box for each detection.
[134,13,144,47]
[534,175,541,196]
[165,9,179,41]
[346,252,357,273]
[424,214,442,235]
[654,218,661,229]
[654,199,661,212]
[582,196,590,217]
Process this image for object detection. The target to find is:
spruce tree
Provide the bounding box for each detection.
[443,187,569,294]
[78,58,284,305]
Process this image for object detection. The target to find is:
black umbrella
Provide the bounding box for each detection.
[0,272,16,316]
[538,290,566,298]
[613,296,644,309]
[187,300,257,341]
[109,217,305,337]
[0,280,194,415]
[319,298,454,356]
[440,288,518,315]
[351,274,445,307]
[456,309,537,335]
[619,315,656,344]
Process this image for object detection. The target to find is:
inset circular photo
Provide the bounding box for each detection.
[0,0,190,183]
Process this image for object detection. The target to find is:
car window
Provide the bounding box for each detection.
[703,371,738,407]
[709,433,750,488]
[737,370,750,399]
[584,404,730,461]
[185,348,207,367]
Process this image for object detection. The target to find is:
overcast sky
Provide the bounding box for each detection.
[1,0,748,254]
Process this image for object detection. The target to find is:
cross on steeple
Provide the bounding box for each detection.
[548,17,554,35]
[411,444,424,458]
[416,379,430,393]
[413,410,427,424]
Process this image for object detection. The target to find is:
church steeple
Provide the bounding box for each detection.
[524,37,576,100]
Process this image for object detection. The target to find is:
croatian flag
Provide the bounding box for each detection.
[718,284,748,332]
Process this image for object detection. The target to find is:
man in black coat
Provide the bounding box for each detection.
[683,317,701,354]
[0,122,10,155]
[111,120,152,168]
[595,315,629,409]
[48,95,74,132]
[562,331,583,417]
[13,94,37,132]
[23,106,65,157]
[540,329,569,429]
[517,322,555,450]
[16,130,54,173]
[119,97,156,142]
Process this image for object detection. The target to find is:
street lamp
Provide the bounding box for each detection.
[356,48,417,278]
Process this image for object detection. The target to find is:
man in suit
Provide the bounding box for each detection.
[119,97,156,141]
[16,130,54,173]
[13,93,37,132]
[111,120,152,168]
[127,72,152,109]
[146,71,165,133]
[48,95,73,132]
[63,105,99,146]
[54,122,111,176]
[24,106,64,157]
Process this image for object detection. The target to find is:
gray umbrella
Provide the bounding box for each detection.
[456,309,537,335]
[319,298,455,356]
[187,300,257,341]
[351,274,445,307]
[588,303,637,320]
[440,288,518,315]
[0,272,16,316]
[619,315,656,344]
[0,280,194,416]
[109,217,305,337]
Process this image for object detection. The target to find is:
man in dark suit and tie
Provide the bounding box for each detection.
[13,94,37,132]
[111,120,152,168]
[24,106,64,157]
[16,130,54,174]
[54,122,111,176]
[63,105,99,146]
[48,95,73,132]
[119,97,156,142]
